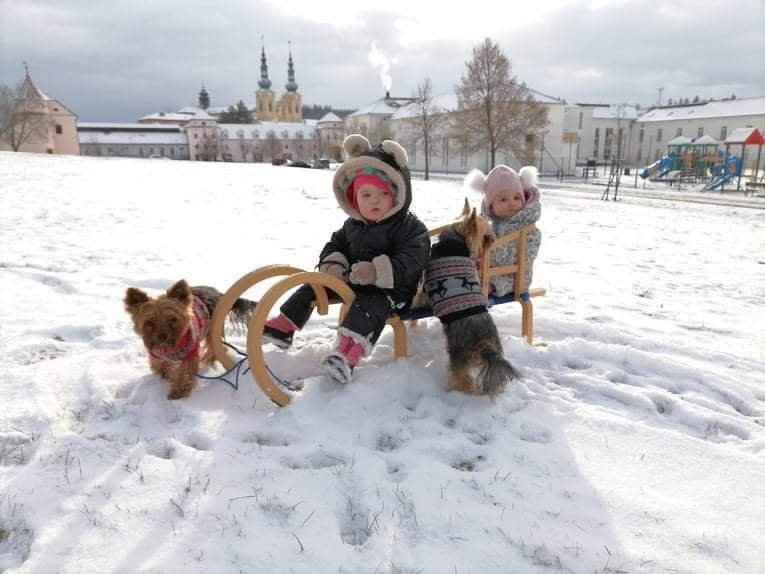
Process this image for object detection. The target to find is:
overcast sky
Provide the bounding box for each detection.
[1,0,763,122]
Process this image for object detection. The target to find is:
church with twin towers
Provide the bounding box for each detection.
[195,40,303,123]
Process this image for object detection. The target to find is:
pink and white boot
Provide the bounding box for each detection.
[320,334,364,384]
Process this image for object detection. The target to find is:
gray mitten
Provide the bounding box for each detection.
[319,261,347,279]
[349,261,376,285]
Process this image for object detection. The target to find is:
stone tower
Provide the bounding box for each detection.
[255,38,276,121]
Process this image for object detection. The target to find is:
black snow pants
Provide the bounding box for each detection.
[280,284,393,345]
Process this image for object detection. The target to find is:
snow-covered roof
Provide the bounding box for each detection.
[78,128,187,145]
[667,136,693,146]
[20,72,50,100]
[138,113,190,123]
[348,99,403,117]
[591,105,640,120]
[637,97,765,122]
[218,121,317,140]
[78,122,182,132]
[318,112,342,123]
[390,94,457,120]
[139,108,214,123]
[177,106,207,115]
[724,127,765,145]
[691,134,719,146]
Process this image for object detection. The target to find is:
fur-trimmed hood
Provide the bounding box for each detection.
[333,134,412,223]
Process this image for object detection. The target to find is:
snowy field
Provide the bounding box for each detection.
[1,152,763,574]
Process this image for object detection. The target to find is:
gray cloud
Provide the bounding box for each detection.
[1,0,762,121]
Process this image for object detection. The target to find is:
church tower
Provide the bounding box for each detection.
[280,42,302,122]
[198,83,210,110]
[255,38,276,121]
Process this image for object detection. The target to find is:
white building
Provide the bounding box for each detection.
[633,97,765,167]
[218,120,319,163]
[558,97,765,174]
[352,91,567,175]
[78,123,188,159]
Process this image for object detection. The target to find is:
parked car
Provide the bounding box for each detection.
[271,158,287,166]
[313,158,330,169]
[286,160,312,168]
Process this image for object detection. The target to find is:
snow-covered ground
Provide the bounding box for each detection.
[1,152,763,574]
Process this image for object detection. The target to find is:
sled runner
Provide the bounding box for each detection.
[209,224,544,406]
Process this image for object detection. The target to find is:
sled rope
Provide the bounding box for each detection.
[196,341,297,392]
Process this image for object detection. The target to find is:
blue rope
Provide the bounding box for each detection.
[197,341,301,392]
[196,356,249,390]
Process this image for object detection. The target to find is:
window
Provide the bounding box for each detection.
[593,127,600,158]
[676,127,683,137]
[720,126,727,139]
[637,148,642,163]
[697,127,704,138]
[604,127,613,160]
[578,111,583,130]
[639,127,644,143]
[657,128,663,142]
[55,124,63,134]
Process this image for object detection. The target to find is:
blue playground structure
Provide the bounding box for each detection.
[704,150,742,190]
[639,155,675,179]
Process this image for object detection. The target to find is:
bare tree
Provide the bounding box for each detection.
[601,104,631,201]
[0,83,48,152]
[409,78,446,180]
[454,38,548,169]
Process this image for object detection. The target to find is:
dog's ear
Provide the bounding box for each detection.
[166,280,192,306]
[467,208,479,233]
[124,287,149,316]
[461,198,471,216]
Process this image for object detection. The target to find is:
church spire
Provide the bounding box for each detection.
[20,62,50,100]
[285,41,298,93]
[198,83,210,109]
[258,36,272,90]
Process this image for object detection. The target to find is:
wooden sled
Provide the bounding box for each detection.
[210,224,545,406]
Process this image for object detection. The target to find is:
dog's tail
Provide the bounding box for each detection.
[228,297,258,331]
[478,345,519,395]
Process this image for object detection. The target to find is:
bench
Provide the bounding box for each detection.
[745,181,765,196]
[210,223,545,406]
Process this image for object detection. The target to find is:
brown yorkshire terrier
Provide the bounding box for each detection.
[124,280,256,399]
[424,200,518,395]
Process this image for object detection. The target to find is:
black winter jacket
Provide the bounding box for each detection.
[319,211,429,310]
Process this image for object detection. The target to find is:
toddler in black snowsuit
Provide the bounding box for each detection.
[264,134,430,384]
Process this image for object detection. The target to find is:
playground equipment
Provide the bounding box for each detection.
[640,135,723,182]
[715,127,765,193]
[704,149,742,190]
[639,155,675,179]
[208,224,545,406]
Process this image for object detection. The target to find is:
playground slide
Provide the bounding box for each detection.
[704,173,734,191]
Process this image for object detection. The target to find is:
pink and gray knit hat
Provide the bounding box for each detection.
[465,164,538,214]
[484,165,523,212]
